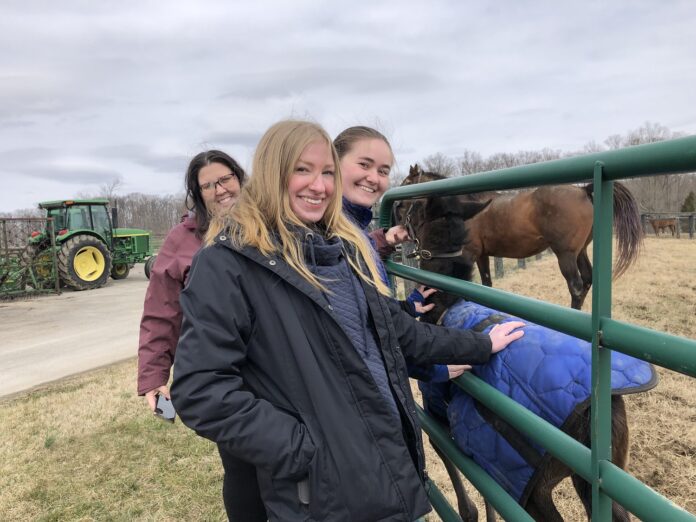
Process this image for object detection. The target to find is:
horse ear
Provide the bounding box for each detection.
[458,199,491,221]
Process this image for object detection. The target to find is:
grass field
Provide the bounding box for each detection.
[0,237,693,521]
[419,236,696,520]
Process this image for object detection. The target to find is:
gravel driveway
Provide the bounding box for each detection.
[0,265,148,398]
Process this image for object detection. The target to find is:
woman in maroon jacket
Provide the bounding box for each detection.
[137,150,266,521]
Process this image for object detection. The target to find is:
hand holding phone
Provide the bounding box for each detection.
[155,393,176,423]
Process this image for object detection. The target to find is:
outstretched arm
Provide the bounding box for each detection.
[387,298,524,366]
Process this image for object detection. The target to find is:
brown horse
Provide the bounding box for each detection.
[649,218,677,236]
[413,193,632,521]
[399,165,643,310]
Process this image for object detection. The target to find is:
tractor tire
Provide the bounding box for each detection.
[20,244,55,290]
[110,263,130,280]
[144,255,157,280]
[58,234,112,291]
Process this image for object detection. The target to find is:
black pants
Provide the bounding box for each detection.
[218,444,267,522]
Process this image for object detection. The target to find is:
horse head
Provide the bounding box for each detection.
[393,165,450,227]
[393,166,494,321]
[416,194,490,323]
[403,164,448,185]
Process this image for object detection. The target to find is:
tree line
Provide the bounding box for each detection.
[3,122,694,236]
[411,121,696,213]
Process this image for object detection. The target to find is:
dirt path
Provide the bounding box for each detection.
[0,265,148,397]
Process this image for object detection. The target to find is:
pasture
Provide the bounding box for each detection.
[417,236,696,519]
[0,237,693,521]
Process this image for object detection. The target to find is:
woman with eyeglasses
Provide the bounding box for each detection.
[137,150,266,521]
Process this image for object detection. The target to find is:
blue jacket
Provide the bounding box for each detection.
[420,300,657,503]
[343,198,449,383]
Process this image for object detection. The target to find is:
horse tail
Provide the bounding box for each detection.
[584,182,643,278]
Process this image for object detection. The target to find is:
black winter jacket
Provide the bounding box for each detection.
[171,233,492,521]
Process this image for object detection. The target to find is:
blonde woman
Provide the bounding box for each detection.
[171,120,524,521]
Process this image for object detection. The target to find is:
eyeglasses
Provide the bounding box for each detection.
[199,173,238,192]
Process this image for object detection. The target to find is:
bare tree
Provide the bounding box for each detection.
[389,169,408,188]
[610,122,690,212]
[421,152,457,177]
[458,150,485,175]
[100,176,124,200]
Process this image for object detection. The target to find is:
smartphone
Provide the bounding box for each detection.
[297,478,310,505]
[154,393,176,423]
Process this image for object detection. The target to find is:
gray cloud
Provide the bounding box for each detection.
[202,132,263,148]
[1,1,695,212]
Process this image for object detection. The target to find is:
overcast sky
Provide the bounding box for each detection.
[1,0,695,212]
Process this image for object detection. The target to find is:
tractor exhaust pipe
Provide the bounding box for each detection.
[111,207,119,229]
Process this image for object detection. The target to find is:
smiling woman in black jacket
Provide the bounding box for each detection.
[171,120,524,522]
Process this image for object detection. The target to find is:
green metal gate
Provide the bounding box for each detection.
[379,136,696,521]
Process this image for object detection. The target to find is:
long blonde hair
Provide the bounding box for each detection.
[207,120,390,296]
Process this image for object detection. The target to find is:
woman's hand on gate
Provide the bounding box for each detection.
[489,321,525,353]
[384,225,410,245]
[447,365,472,379]
[410,285,438,315]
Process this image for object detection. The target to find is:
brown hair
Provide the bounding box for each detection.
[333,126,393,161]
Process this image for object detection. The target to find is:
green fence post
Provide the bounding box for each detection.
[591,162,613,520]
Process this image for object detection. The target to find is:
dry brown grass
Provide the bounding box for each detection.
[418,237,696,520]
[0,361,225,521]
[1,237,692,521]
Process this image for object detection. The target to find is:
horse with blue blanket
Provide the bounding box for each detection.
[403,194,657,521]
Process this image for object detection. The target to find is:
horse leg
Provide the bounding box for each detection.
[555,250,585,310]
[609,396,631,521]
[576,248,593,309]
[524,456,569,522]
[431,443,480,522]
[477,255,493,287]
[571,397,630,521]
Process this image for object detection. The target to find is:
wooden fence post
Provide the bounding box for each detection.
[494,257,504,279]
[676,216,681,238]
[641,214,649,235]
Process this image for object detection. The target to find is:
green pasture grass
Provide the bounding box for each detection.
[0,360,226,521]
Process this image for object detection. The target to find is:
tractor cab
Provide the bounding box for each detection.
[38,199,113,245]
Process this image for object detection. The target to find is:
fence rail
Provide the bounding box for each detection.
[640,212,695,238]
[379,135,696,521]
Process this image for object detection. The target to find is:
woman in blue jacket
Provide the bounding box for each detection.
[335,125,469,382]
[171,120,524,521]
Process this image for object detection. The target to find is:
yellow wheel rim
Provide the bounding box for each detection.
[73,246,105,281]
[113,264,128,275]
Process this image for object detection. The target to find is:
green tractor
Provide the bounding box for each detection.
[26,198,154,291]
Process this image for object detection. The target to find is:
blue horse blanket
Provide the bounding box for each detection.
[419,300,657,504]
